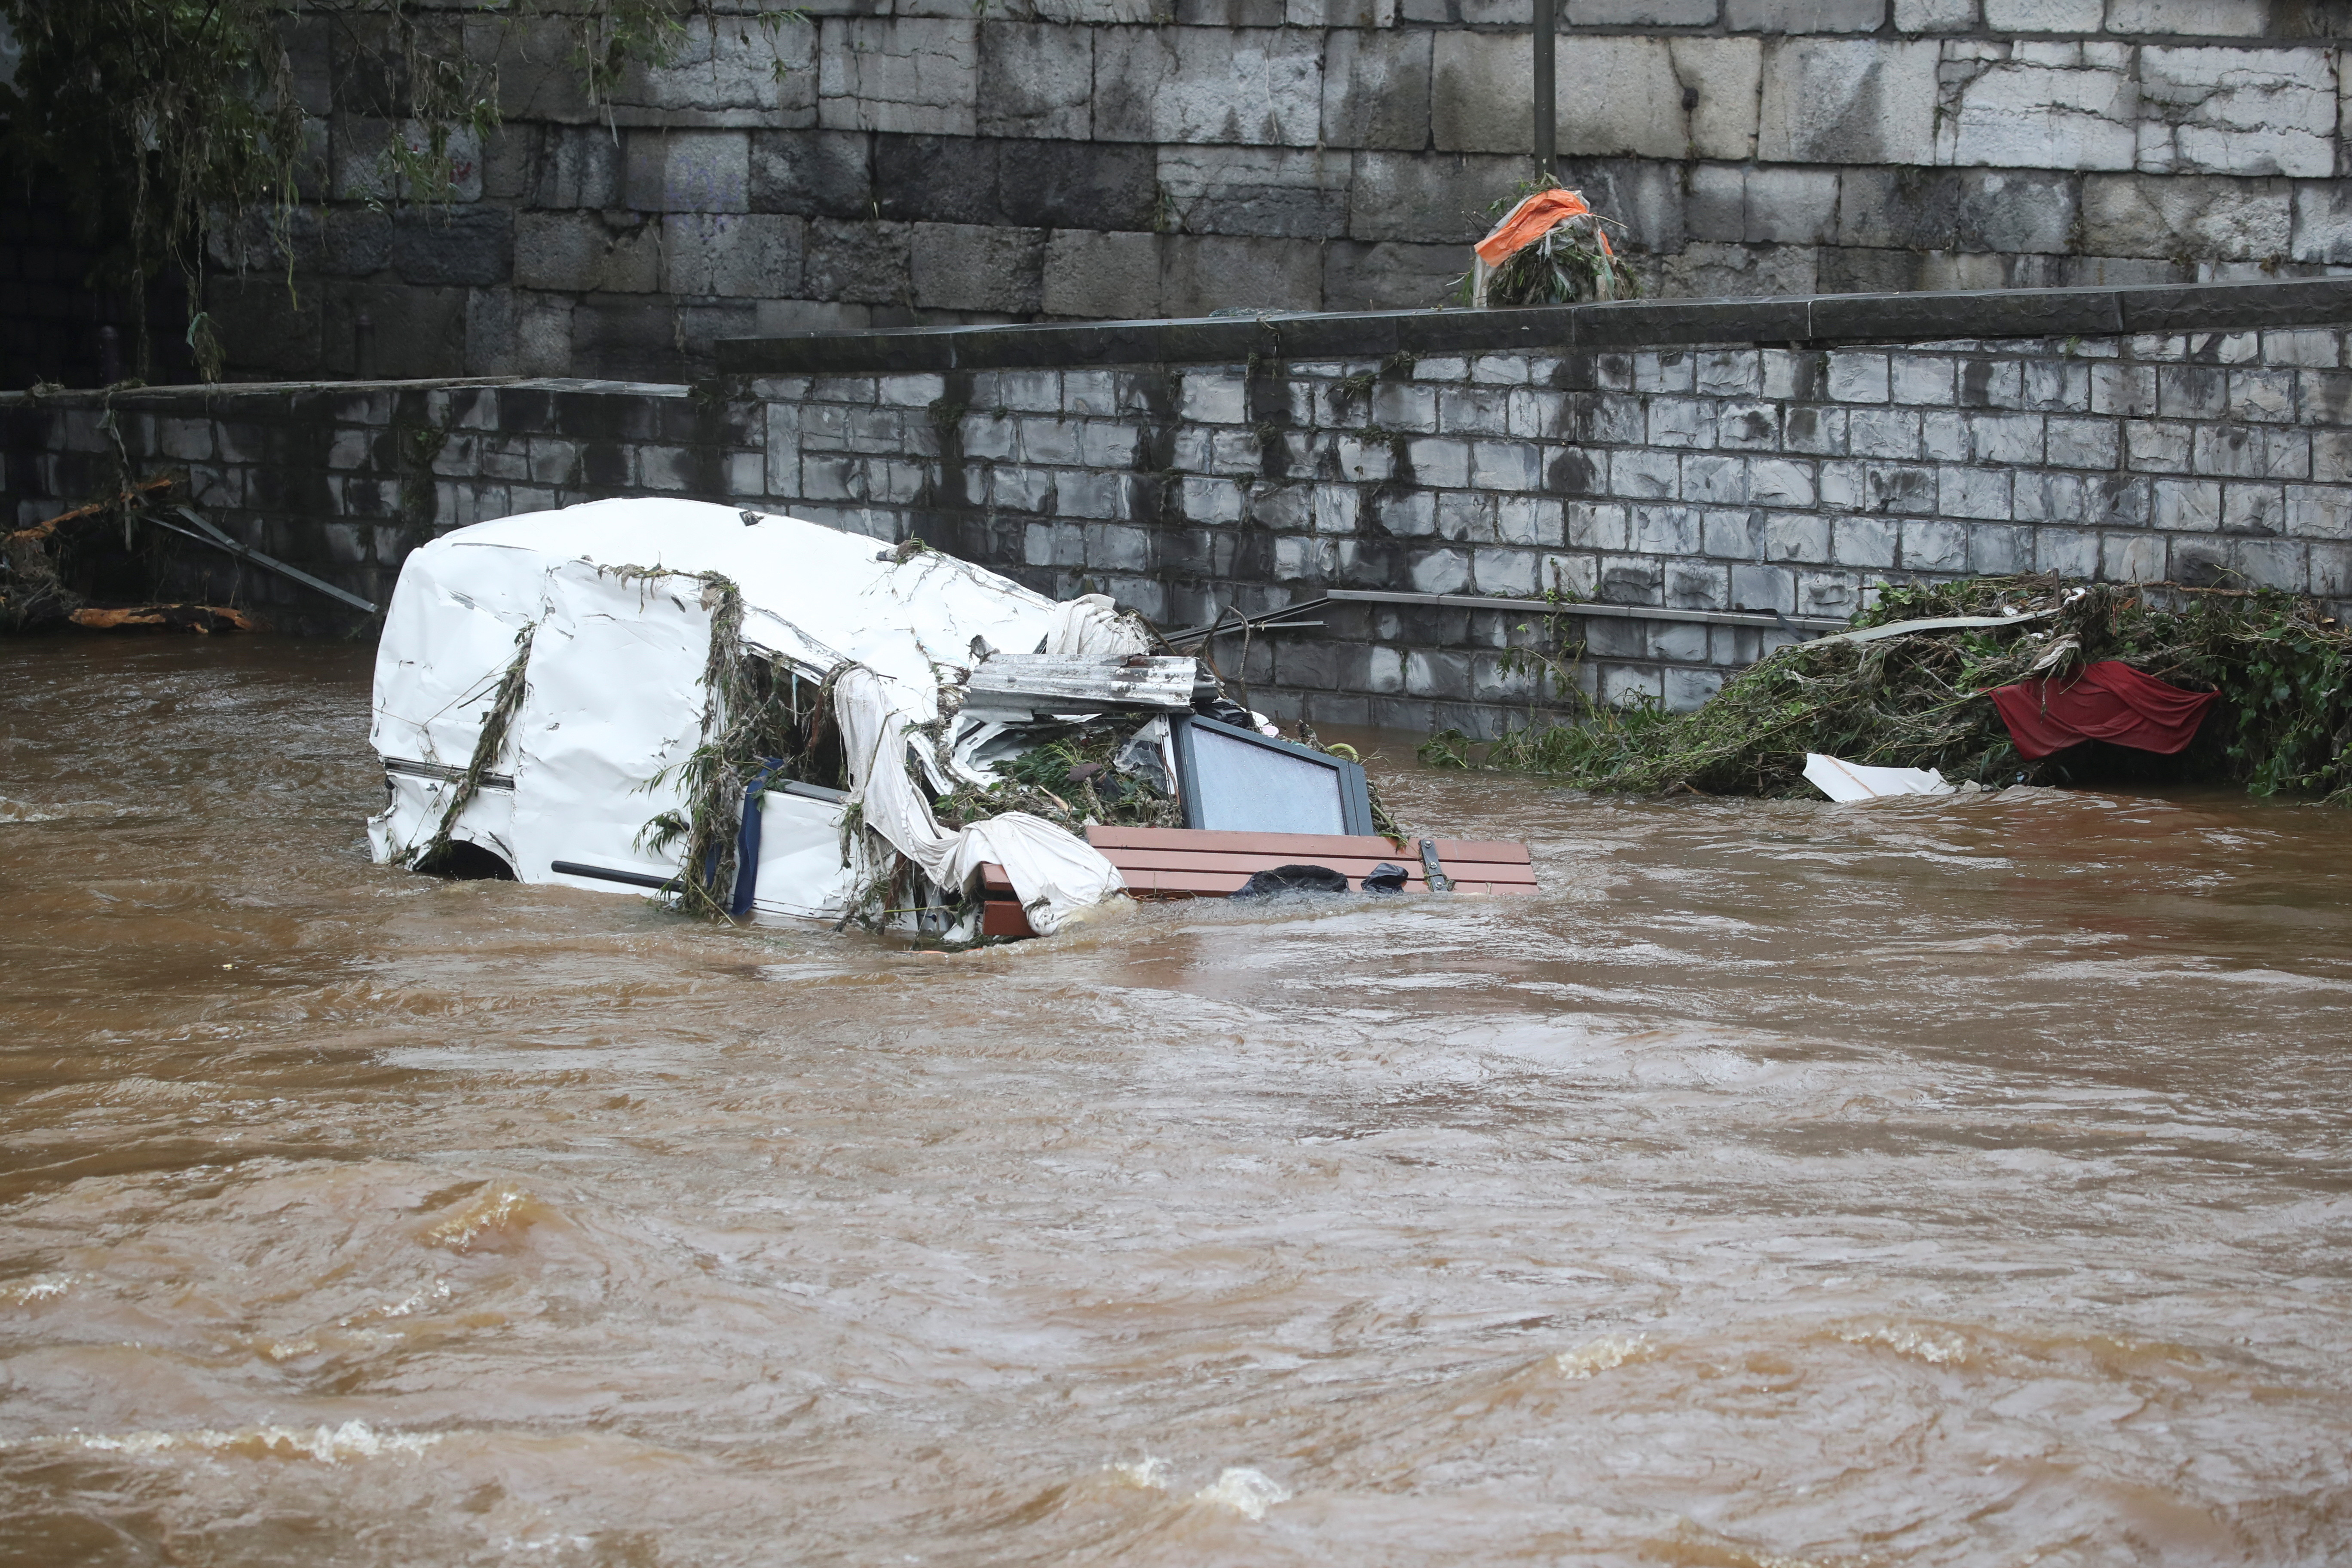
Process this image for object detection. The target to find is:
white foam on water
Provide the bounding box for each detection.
[1104,1456,1170,1490]
[0,1273,80,1306]
[1192,1467,1290,1521]
[0,796,137,824]
[5,1419,441,1463]
[1553,1333,1656,1378]
[1837,1324,1972,1366]
[420,1186,540,1250]
[340,1278,453,1326]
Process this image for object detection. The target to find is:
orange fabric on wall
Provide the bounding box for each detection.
[1474,188,1606,268]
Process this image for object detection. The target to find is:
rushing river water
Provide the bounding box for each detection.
[3,634,2351,1567]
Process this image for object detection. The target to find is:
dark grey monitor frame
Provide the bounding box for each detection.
[1169,715,1376,837]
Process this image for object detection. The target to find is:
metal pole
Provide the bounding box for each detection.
[1532,0,1556,177]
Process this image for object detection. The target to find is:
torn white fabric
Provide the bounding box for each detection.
[834,665,1124,936]
[1046,593,1153,659]
[368,554,545,772]
[1803,753,1957,803]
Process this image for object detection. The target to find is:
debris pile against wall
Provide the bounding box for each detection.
[1463,184,1637,309]
[0,479,177,633]
[18,3,2349,382]
[1422,575,2352,809]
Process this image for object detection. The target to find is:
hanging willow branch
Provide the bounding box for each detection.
[409,622,535,870]
[634,570,818,919]
[0,0,779,381]
[658,574,755,917]
[0,0,306,380]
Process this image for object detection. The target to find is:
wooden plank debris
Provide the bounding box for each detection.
[8,477,175,544]
[67,604,259,633]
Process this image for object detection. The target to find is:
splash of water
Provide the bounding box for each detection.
[420,1186,542,1251]
[1193,1467,1290,1521]
[1554,1333,1656,1378]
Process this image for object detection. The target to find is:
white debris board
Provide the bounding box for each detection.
[964,654,1199,713]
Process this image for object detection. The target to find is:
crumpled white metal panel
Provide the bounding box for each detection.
[505,561,708,891]
[749,790,858,923]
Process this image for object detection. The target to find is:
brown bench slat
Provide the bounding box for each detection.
[1083,825,1382,855]
[1084,825,1531,864]
[980,897,1035,937]
[1123,865,1432,891]
[1119,867,1534,897]
[977,861,1536,903]
[1098,847,1537,884]
[979,827,1540,908]
[1096,842,1536,870]
[985,860,1442,894]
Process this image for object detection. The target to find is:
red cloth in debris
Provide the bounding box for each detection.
[1989,659,2219,760]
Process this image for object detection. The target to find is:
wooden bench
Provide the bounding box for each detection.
[977,826,1537,937]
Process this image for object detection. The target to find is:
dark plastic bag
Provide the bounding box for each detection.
[1233,863,1352,898]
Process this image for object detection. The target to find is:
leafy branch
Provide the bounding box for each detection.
[0,0,796,382]
[0,0,307,379]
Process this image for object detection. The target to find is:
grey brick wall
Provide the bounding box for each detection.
[11,312,2352,735]
[101,2,2352,388]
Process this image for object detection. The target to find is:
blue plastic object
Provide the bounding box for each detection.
[729,759,791,917]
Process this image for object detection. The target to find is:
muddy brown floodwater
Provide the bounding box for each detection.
[3,635,2352,1567]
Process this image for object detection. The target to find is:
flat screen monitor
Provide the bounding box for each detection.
[1171,715,1375,837]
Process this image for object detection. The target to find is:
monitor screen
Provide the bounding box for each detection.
[1184,721,1353,835]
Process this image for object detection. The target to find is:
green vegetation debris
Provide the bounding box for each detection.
[1421,576,2352,805]
[635,570,838,918]
[931,724,1182,836]
[1451,177,1640,309]
[410,623,534,872]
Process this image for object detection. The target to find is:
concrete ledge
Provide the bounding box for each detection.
[715,277,2352,376]
[0,376,528,410]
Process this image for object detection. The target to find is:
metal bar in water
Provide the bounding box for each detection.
[158,505,380,615]
[548,861,680,890]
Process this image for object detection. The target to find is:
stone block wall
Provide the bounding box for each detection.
[9,282,2352,736]
[18,0,2352,387]
[0,377,757,630]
